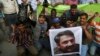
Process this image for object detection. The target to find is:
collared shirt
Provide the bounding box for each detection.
[0,0,19,14]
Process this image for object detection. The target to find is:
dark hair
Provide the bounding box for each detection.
[66,17,75,22]
[15,21,26,26]
[95,12,99,15]
[43,0,49,7]
[39,15,46,19]
[54,30,75,44]
[70,4,77,9]
[51,9,56,13]
[80,13,88,18]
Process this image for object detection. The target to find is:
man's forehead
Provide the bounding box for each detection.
[60,35,74,42]
[80,15,87,19]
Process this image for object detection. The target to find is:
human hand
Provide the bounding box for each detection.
[94,12,99,17]
[11,24,16,30]
[82,25,87,30]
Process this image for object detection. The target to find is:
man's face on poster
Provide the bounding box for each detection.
[58,35,75,52]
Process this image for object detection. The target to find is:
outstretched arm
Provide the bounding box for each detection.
[88,12,99,23]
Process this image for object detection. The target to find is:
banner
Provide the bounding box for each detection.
[49,26,82,56]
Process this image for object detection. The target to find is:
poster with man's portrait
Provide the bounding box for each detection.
[49,26,82,56]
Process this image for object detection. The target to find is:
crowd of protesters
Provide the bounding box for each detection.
[0,0,100,56]
[37,0,100,56]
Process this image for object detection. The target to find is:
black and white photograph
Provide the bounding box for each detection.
[49,26,82,56]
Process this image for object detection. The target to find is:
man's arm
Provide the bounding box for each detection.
[82,25,93,41]
[87,12,98,23]
[9,25,17,44]
[14,0,19,14]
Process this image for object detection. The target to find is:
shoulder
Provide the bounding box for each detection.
[65,10,71,16]
[66,10,70,14]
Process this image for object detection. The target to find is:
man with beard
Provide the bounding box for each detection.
[54,30,79,55]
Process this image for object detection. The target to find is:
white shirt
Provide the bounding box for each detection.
[0,0,18,14]
[17,0,22,4]
[29,0,37,11]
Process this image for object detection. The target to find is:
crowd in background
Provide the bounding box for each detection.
[0,0,100,56]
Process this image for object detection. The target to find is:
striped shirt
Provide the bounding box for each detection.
[91,21,100,43]
[11,28,33,48]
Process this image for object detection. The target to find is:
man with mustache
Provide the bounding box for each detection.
[54,30,79,55]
